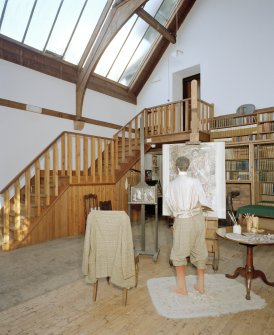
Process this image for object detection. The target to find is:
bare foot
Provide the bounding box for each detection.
[171,286,188,295]
[194,285,204,294]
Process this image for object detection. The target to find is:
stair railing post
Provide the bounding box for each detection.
[190,79,200,143]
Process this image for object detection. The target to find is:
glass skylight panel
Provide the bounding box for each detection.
[119,27,159,86]
[64,0,107,64]
[0,0,35,41]
[23,0,62,51]
[107,16,149,82]
[143,0,164,17]
[94,0,177,87]
[156,0,178,26]
[94,16,136,77]
[45,0,86,57]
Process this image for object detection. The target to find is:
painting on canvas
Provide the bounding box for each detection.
[162,142,226,218]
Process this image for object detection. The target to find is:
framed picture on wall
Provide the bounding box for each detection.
[152,155,158,167]
[162,142,226,218]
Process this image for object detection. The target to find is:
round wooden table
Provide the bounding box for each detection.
[217,226,274,300]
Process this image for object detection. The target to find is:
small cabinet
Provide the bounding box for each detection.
[205,217,219,271]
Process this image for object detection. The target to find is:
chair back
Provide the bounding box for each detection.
[84,194,98,220]
[99,200,112,210]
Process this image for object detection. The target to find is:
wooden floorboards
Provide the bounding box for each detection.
[0,218,274,335]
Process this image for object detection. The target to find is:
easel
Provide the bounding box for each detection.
[188,80,219,271]
[128,118,160,262]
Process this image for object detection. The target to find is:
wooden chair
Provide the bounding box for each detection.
[84,193,98,221]
[93,252,139,306]
[83,211,139,306]
[99,200,112,210]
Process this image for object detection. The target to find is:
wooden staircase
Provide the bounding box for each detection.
[0,97,214,251]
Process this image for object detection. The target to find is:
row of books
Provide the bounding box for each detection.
[257,145,274,159]
[225,160,249,171]
[259,122,274,133]
[226,171,249,181]
[259,171,274,182]
[260,183,274,195]
[260,194,274,203]
[258,133,274,140]
[210,124,257,138]
[231,134,257,142]
[259,112,274,122]
[257,159,274,170]
[258,201,274,207]
[225,148,249,160]
[211,115,257,129]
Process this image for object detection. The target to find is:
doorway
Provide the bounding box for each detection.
[183,73,200,99]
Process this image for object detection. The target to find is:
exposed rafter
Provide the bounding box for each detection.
[136,7,176,44]
[75,0,147,130]
[0,0,197,127]
[0,98,122,130]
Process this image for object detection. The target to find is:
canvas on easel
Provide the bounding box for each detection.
[162,142,226,218]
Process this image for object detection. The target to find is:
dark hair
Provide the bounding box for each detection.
[176,156,190,171]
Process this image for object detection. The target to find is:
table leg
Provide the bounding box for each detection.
[226,244,274,300]
[225,245,255,300]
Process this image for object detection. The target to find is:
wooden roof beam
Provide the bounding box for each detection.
[136,7,176,44]
[75,0,147,130]
[0,98,122,130]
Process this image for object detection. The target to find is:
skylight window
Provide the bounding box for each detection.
[0,0,179,89]
[94,0,178,87]
[0,0,108,65]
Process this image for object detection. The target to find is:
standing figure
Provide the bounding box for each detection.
[165,156,212,295]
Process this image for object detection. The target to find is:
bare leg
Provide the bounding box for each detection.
[194,268,205,294]
[173,265,188,295]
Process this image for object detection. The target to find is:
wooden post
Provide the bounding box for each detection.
[190,79,200,143]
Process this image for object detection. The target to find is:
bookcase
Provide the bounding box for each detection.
[211,107,274,143]
[225,144,250,181]
[209,108,274,209]
[255,142,274,206]
[210,113,257,143]
[257,109,274,141]
[225,143,254,210]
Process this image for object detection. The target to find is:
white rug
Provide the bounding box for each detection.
[147,274,266,319]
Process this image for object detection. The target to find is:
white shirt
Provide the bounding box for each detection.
[165,171,211,218]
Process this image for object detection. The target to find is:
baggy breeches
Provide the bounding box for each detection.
[170,213,208,269]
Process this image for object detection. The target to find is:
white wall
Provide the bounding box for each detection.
[137,0,274,115]
[0,60,137,191]
[2,0,274,190]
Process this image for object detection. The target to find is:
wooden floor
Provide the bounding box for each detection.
[0,217,274,335]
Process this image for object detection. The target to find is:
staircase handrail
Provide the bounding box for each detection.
[0,131,114,194]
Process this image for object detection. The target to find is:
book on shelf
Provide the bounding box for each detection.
[259,159,274,170]
[260,183,274,195]
[258,133,274,140]
[225,147,249,160]
[259,122,274,133]
[258,145,274,159]
[258,201,274,207]
[210,124,257,139]
[260,194,274,202]
[259,112,274,122]
[211,114,257,129]
[225,171,249,181]
[225,160,249,170]
[259,171,274,182]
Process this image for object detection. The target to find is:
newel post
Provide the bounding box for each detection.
[190,79,200,143]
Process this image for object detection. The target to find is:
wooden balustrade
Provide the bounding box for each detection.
[0,132,116,250]
[1,98,214,250]
[113,98,213,164]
